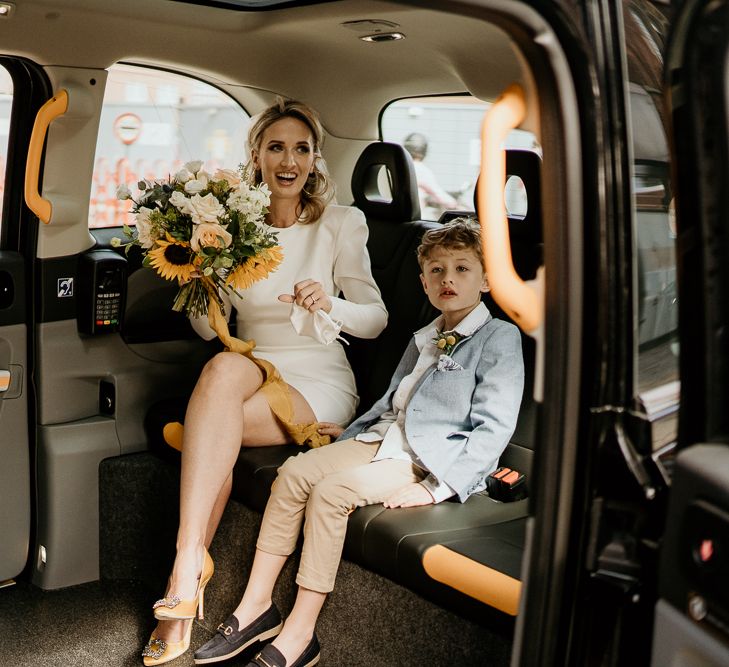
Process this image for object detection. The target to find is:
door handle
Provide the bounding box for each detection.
[477,83,543,334]
[25,89,68,224]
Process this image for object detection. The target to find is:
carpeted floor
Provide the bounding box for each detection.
[0,578,269,667]
[0,579,155,666]
[0,452,514,666]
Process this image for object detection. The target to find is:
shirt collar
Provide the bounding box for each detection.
[414,301,491,347]
[452,301,491,337]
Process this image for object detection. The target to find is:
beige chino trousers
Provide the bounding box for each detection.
[256,438,425,593]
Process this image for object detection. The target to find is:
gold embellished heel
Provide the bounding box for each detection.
[142,619,193,666]
[154,548,214,621]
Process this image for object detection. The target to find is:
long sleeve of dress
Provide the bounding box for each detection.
[328,207,388,339]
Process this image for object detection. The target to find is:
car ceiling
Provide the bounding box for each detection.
[0,0,524,138]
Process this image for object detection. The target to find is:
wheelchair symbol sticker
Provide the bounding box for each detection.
[57,278,74,297]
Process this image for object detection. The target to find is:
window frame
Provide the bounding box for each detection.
[88,61,252,230]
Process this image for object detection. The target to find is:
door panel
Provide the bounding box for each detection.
[24,58,253,589]
[651,445,729,665]
[653,0,729,662]
[0,56,53,585]
[0,251,29,582]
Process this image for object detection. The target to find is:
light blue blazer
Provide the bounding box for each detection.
[339,313,525,502]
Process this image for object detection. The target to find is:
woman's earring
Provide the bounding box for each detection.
[303,171,317,196]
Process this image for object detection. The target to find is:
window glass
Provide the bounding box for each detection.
[89,64,250,228]
[0,65,12,219]
[624,0,679,451]
[381,96,539,221]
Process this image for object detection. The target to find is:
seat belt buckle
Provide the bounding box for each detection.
[486,466,528,502]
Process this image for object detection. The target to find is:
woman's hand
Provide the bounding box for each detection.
[383,483,435,508]
[278,279,332,313]
[317,422,344,439]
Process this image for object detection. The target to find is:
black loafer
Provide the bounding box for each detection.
[193,604,283,664]
[247,635,320,667]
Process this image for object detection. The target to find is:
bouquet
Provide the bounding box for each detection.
[114,160,282,319]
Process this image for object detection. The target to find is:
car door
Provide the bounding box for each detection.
[649,0,729,664]
[0,57,51,584]
[512,1,687,664]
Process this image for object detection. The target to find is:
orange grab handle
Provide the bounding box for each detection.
[25,89,68,224]
[477,83,542,333]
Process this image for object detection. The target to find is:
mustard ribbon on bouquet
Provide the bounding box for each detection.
[162,281,331,452]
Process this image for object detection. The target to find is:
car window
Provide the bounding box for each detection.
[624,1,679,452]
[381,95,539,221]
[89,64,250,229]
[0,65,12,224]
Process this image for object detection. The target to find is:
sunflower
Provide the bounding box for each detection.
[226,246,283,291]
[148,236,196,283]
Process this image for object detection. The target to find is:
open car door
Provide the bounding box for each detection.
[0,58,50,584]
[650,0,729,664]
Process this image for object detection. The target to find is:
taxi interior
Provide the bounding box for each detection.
[1,1,729,666]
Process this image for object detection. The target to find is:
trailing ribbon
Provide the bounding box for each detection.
[162,281,331,452]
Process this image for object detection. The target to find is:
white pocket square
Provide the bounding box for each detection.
[437,354,464,371]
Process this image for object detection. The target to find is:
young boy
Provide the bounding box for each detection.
[193,218,525,667]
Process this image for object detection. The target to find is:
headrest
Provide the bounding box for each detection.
[503,148,542,246]
[470,148,542,245]
[351,142,421,222]
[469,148,542,280]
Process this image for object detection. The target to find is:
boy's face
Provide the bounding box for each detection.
[420,246,489,328]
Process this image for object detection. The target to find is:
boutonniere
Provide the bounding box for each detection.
[433,329,464,356]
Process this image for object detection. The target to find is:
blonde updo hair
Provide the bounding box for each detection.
[243,97,335,225]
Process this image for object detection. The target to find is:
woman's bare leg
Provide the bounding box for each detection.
[155,350,316,636]
[163,353,263,609]
[152,473,233,642]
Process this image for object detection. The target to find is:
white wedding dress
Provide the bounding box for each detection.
[191,204,387,425]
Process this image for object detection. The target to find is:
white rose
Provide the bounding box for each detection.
[190,222,233,252]
[169,190,192,215]
[175,168,193,183]
[184,178,206,195]
[116,183,132,200]
[183,160,203,174]
[213,168,241,187]
[188,193,225,225]
[135,206,157,249]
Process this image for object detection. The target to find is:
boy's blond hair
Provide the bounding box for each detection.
[416,217,485,270]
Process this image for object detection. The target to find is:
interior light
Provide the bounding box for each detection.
[360,32,405,43]
[0,3,14,18]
